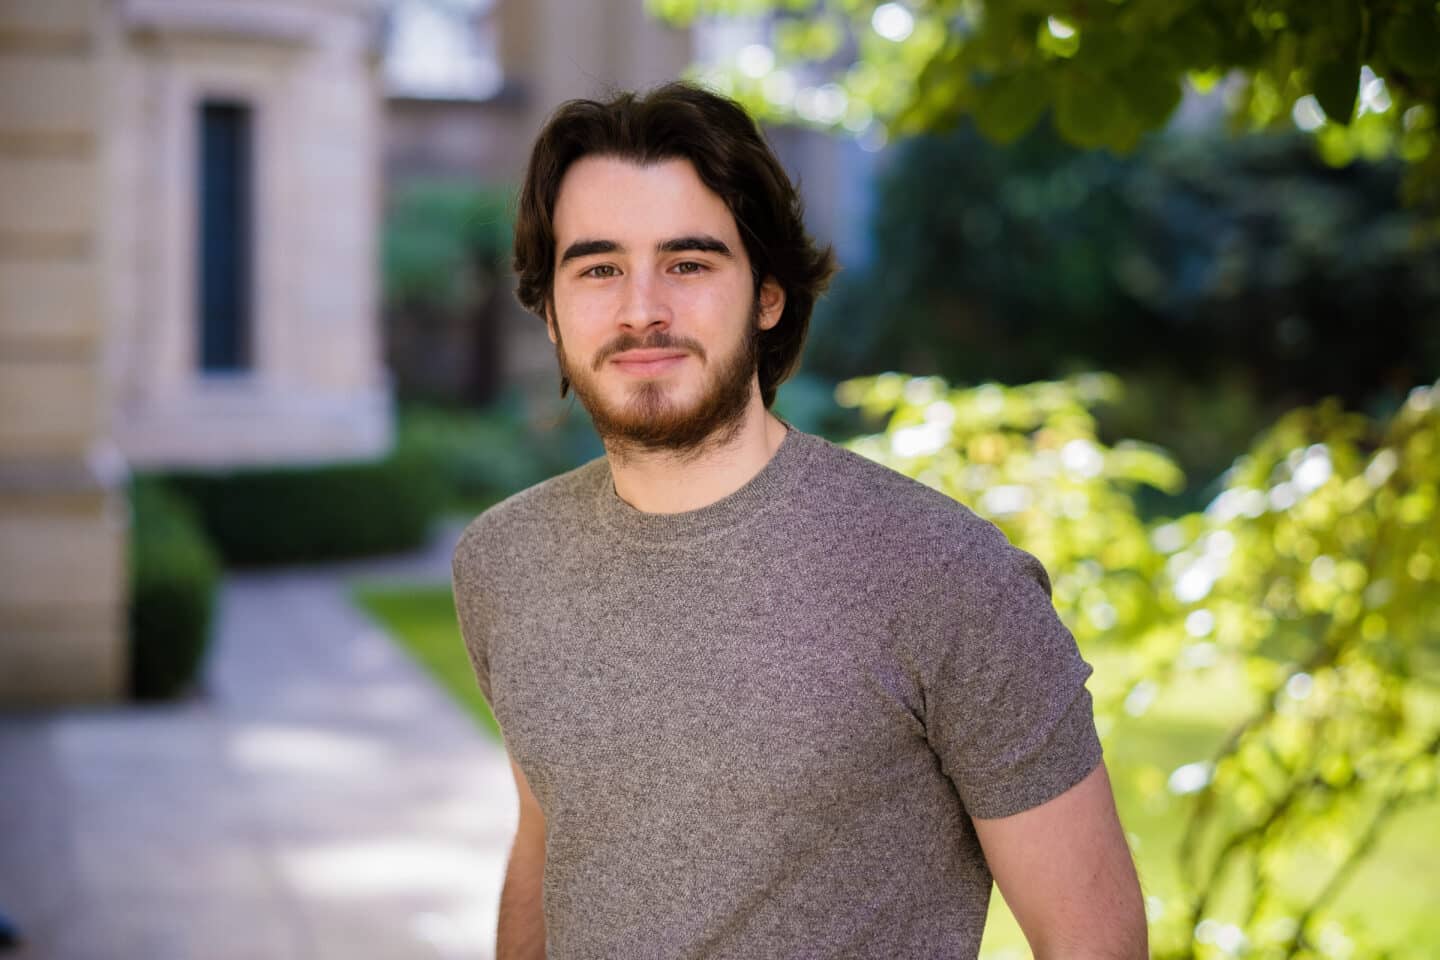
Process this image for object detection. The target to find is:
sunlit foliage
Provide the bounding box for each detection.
[650,0,1440,204]
[839,373,1440,957]
[839,372,1186,647]
[807,122,1440,444]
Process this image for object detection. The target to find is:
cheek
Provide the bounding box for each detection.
[551,293,611,349]
[672,279,750,328]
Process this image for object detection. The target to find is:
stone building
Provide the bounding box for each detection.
[1,0,389,706]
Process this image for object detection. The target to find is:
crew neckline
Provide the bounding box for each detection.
[593,422,818,547]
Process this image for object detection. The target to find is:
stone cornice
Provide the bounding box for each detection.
[120,0,378,47]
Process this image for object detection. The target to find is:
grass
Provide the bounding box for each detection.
[350,581,501,742]
[351,580,1439,958]
[980,678,1440,959]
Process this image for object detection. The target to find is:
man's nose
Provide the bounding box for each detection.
[619,269,672,331]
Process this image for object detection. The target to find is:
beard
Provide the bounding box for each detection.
[553,301,761,460]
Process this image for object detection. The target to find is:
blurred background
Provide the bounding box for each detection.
[0,0,1436,957]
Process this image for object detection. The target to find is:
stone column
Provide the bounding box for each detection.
[0,0,129,705]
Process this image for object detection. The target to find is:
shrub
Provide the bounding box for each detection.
[810,124,1440,411]
[842,371,1440,957]
[129,477,221,700]
[383,181,514,310]
[165,450,447,566]
[382,181,516,405]
[396,398,603,515]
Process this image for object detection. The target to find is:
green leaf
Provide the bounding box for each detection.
[773,16,845,61]
[1120,53,1185,128]
[1075,28,1132,72]
[1313,59,1360,125]
[1382,11,1440,78]
[1102,107,1145,154]
[1311,0,1362,124]
[1165,10,1224,69]
[972,70,1052,143]
[645,0,700,25]
[1056,73,1123,149]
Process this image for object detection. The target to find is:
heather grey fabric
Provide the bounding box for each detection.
[451,423,1104,959]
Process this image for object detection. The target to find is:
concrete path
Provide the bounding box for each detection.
[0,520,517,960]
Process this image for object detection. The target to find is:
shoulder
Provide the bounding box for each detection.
[451,455,608,578]
[788,434,1059,650]
[795,432,1028,579]
[797,431,974,521]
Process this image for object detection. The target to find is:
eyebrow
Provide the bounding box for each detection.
[558,234,736,265]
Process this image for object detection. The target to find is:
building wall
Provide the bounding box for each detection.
[2,0,396,707]
[109,0,391,467]
[0,0,128,705]
[385,0,695,183]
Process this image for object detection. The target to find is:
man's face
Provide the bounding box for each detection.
[548,155,784,454]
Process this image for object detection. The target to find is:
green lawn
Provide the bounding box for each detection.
[351,581,501,742]
[351,581,1439,958]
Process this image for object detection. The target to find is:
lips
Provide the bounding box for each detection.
[609,349,690,375]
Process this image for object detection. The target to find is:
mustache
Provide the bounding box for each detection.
[593,332,707,370]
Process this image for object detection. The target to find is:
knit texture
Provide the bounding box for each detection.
[451,423,1104,959]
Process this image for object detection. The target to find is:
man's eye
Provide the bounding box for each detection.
[673,261,706,275]
[582,264,618,278]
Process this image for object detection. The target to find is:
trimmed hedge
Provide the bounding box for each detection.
[129,477,221,700]
[164,451,446,566]
[397,400,603,514]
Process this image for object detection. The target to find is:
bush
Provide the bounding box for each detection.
[396,398,604,515]
[810,123,1440,410]
[383,181,514,310]
[842,371,1440,957]
[383,180,516,405]
[165,450,447,567]
[129,477,221,700]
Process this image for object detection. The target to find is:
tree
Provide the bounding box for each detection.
[806,121,1440,397]
[839,371,1440,957]
[799,117,1440,504]
[650,0,1440,205]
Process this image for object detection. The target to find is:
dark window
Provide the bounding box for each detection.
[197,101,253,372]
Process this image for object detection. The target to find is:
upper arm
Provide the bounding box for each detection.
[451,529,494,705]
[898,528,1136,954]
[973,762,1147,959]
[902,538,1105,820]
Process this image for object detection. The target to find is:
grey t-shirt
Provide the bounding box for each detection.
[451,424,1103,959]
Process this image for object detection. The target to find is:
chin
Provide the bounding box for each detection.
[584,379,750,452]
[605,385,707,432]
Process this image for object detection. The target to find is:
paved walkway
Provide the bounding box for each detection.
[0,521,516,960]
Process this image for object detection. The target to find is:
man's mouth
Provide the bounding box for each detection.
[609,349,690,375]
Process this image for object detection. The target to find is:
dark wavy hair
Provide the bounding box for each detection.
[513,82,837,409]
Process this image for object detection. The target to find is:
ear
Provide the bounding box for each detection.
[544,301,559,345]
[757,278,785,331]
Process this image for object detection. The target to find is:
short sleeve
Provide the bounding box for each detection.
[450,529,494,707]
[897,530,1103,820]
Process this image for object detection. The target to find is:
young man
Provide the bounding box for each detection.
[451,82,1147,959]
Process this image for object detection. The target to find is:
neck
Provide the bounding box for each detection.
[604,397,788,514]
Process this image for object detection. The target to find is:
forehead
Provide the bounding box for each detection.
[552,155,742,250]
